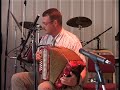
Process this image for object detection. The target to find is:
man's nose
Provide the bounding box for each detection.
[41,25,45,30]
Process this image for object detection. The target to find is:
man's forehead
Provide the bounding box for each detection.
[42,15,51,21]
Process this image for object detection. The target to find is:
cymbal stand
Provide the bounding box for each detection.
[20,0,27,49]
[78,25,82,30]
[14,26,18,73]
[96,37,101,50]
[21,0,27,38]
[22,0,27,37]
[78,25,84,45]
[19,0,27,71]
[78,25,82,37]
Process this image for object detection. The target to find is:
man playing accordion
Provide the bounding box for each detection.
[11,8,87,90]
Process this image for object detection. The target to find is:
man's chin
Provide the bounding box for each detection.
[44,31,51,35]
[45,32,49,34]
[44,30,48,34]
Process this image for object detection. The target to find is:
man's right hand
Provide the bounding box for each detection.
[36,51,42,61]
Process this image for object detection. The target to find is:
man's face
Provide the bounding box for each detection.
[42,15,55,35]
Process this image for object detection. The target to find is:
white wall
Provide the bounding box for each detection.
[1,0,119,89]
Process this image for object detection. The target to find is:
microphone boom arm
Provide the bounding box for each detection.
[83,26,112,47]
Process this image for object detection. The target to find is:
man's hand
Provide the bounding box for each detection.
[60,72,77,86]
[36,51,42,61]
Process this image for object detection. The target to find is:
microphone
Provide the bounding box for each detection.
[33,14,40,27]
[79,48,111,64]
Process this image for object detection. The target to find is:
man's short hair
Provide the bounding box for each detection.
[42,8,62,26]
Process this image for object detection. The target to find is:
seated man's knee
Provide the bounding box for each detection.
[11,72,26,85]
[38,81,55,90]
[11,72,34,90]
[11,73,20,84]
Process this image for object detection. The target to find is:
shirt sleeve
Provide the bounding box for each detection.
[72,41,87,64]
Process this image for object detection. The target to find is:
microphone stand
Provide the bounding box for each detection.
[17,26,38,90]
[83,27,113,90]
[4,0,11,89]
[30,27,38,90]
[94,62,106,90]
[83,26,112,47]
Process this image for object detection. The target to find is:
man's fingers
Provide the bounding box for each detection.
[36,51,42,61]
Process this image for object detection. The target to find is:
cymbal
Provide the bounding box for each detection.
[19,21,39,29]
[66,17,92,28]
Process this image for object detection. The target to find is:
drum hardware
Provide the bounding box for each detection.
[83,26,112,50]
[9,11,42,73]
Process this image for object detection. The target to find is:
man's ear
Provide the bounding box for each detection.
[53,20,58,27]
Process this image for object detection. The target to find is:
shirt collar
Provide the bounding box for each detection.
[53,28,64,43]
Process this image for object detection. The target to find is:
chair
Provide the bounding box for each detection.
[83,50,117,90]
